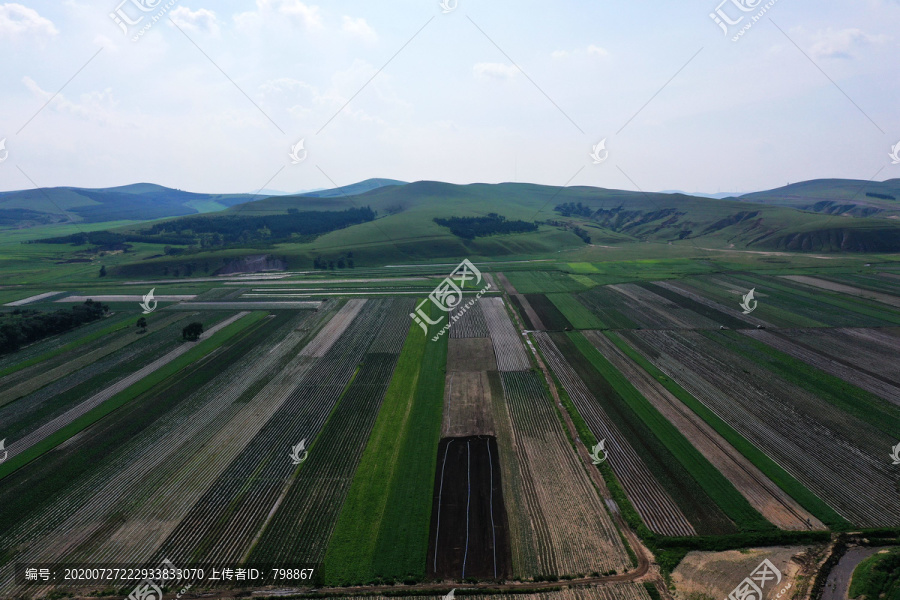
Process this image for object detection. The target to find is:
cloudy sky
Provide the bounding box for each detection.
[0,0,898,195]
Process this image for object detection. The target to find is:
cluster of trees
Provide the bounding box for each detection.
[554,202,594,218]
[866,192,897,201]
[545,220,591,244]
[0,300,109,356]
[182,322,204,341]
[34,208,376,251]
[433,213,538,240]
[313,252,355,270]
[142,207,376,246]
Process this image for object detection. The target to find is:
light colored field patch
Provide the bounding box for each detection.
[569,262,600,273]
[442,370,494,438]
[569,274,597,288]
[55,295,196,302]
[780,275,900,308]
[300,299,366,357]
[447,337,497,372]
[672,546,816,600]
[4,291,65,306]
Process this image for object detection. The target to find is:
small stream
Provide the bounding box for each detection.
[820,546,881,600]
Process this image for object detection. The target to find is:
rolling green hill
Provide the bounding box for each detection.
[737,178,900,218]
[0,184,259,227]
[18,179,900,279]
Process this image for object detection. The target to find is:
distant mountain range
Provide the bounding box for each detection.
[0,179,406,228]
[5,177,900,253]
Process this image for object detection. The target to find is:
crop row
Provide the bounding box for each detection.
[624,329,900,527]
[482,298,531,371]
[496,369,629,577]
[533,331,695,537]
[0,310,311,595]
[152,299,394,566]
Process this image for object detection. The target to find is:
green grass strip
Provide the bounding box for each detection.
[547,293,605,329]
[0,311,267,481]
[371,303,448,583]
[734,274,900,325]
[603,331,850,530]
[321,318,427,585]
[568,331,774,532]
[0,313,133,379]
[848,547,900,600]
[710,330,900,440]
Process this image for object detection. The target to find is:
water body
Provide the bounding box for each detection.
[821,546,881,600]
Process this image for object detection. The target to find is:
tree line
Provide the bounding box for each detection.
[0,300,109,356]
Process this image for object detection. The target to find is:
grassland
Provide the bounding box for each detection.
[369,304,448,583]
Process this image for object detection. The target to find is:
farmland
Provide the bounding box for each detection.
[0,241,897,600]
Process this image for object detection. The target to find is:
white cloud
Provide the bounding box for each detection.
[551,45,610,60]
[93,34,118,52]
[234,0,322,31]
[473,62,520,80]
[170,7,219,35]
[342,16,377,42]
[22,76,118,124]
[0,3,58,37]
[808,27,888,59]
[587,44,610,58]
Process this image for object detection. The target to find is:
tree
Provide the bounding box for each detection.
[136,317,147,332]
[182,322,203,341]
[99,265,107,277]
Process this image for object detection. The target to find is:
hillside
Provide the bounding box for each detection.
[0,184,259,227]
[737,179,900,219]
[22,178,900,279]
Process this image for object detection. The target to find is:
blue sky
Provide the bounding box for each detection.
[1,0,898,194]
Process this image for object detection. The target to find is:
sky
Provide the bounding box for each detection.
[0,0,899,195]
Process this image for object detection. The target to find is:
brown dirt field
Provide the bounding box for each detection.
[780,275,900,308]
[672,546,820,600]
[442,371,496,438]
[299,298,366,357]
[427,436,512,580]
[584,331,824,531]
[496,272,520,294]
[448,337,498,372]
